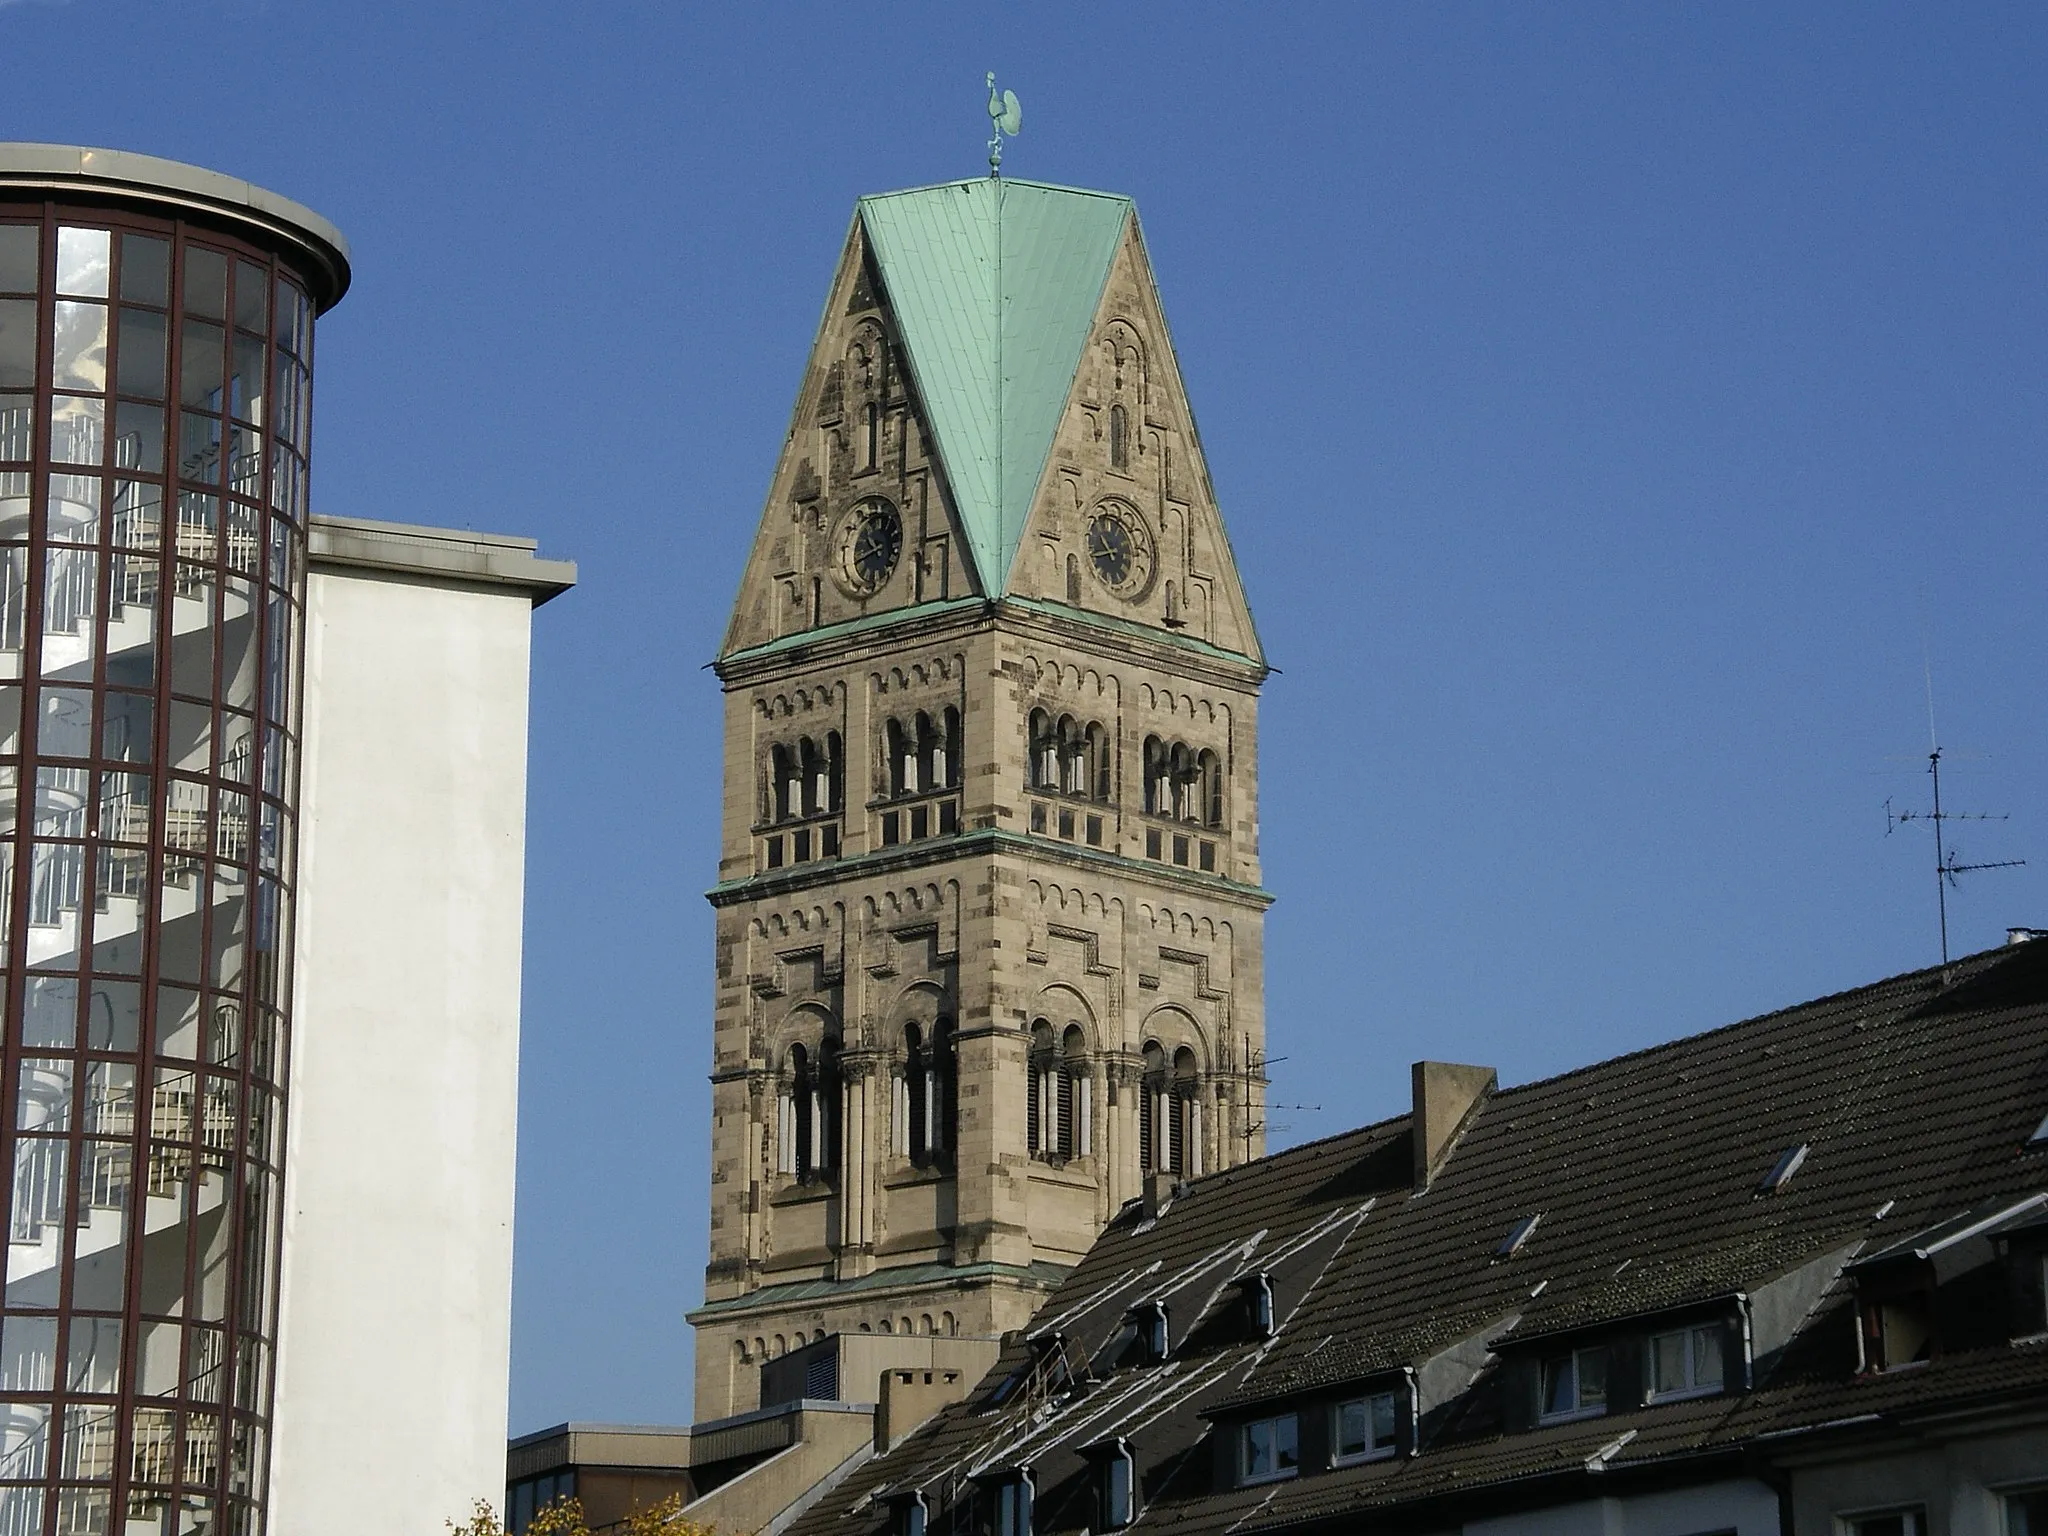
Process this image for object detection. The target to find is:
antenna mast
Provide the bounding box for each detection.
[1887,744,2025,965]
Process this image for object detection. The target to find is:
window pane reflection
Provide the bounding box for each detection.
[0,226,38,294]
[50,300,106,391]
[55,229,109,300]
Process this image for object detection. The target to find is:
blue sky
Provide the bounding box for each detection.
[7,2,2046,1434]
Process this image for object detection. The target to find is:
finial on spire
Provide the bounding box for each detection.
[986,72,1022,176]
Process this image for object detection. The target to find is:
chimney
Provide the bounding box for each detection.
[1412,1060,1496,1192]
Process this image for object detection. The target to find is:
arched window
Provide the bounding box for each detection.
[1142,736,1167,817]
[1197,748,1222,828]
[1057,715,1086,796]
[900,1023,929,1165]
[930,1019,958,1167]
[1168,743,1195,821]
[1087,722,1111,801]
[818,1037,843,1181]
[780,1037,842,1185]
[1171,1047,1201,1177]
[1066,554,1082,604]
[887,718,913,799]
[1060,1024,1091,1159]
[1140,1042,1166,1172]
[1109,404,1128,470]
[1028,710,1057,789]
[772,743,800,823]
[783,1044,812,1179]
[1027,1020,1090,1161]
[1028,1021,1054,1157]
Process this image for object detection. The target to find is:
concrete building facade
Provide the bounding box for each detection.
[689,177,1272,1425]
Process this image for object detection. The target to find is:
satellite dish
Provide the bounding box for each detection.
[985,72,1022,174]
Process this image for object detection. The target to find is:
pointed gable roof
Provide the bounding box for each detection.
[857,178,1131,593]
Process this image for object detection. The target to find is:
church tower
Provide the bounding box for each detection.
[689,178,1270,1421]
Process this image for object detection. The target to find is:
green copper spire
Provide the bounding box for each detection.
[857,178,1131,594]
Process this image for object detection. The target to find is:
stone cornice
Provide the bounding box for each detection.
[705,827,1275,911]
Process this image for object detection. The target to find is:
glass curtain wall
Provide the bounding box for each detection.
[0,207,312,1536]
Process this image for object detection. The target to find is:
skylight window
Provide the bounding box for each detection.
[1758,1143,1808,1195]
[2028,1112,2048,1150]
[1495,1213,1542,1259]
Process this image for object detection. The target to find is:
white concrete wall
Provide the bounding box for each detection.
[269,566,537,1533]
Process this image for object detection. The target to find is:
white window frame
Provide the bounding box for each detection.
[1837,1509,1924,1536]
[1538,1345,1609,1423]
[1238,1412,1299,1486]
[1331,1390,1399,1465]
[1647,1322,1725,1402]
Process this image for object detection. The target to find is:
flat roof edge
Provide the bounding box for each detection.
[0,144,350,308]
[308,513,577,606]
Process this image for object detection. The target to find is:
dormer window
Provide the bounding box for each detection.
[1648,1324,1724,1400]
[1128,1300,1169,1364]
[1859,1279,1934,1371]
[886,1491,928,1536]
[1086,1439,1134,1529]
[1333,1390,1398,1464]
[983,1471,1032,1536]
[1236,1272,1274,1339]
[1238,1412,1298,1485]
[1540,1345,1608,1421]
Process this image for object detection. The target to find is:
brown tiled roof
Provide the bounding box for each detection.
[785,939,2048,1536]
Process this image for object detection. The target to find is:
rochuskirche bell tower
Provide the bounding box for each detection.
[689,176,1270,1421]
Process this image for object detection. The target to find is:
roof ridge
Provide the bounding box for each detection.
[1488,944,2027,1104]
[859,176,1134,205]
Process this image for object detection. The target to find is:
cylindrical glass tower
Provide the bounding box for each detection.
[0,147,346,1536]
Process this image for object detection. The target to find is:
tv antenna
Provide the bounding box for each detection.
[1886,671,2024,963]
[985,73,1021,176]
[1237,1040,1318,1161]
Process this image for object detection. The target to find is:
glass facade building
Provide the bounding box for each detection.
[0,148,346,1536]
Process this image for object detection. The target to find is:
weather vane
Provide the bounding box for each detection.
[986,72,1022,177]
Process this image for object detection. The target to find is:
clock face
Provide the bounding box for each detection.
[837,498,902,596]
[1086,503,1154,598]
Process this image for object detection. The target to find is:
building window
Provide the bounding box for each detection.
[1649,1324,1724,1400]
[898,1020,956,1169]
[889,1493,927,1536]
[1097,1441,1134,1529]
[986,1472,1032,1536]
[1141,736,1222,826]
[1028,1022,1092,1162]
[1238,1272,1274,1338]
[886,708,961,799]
[1128,1300,1169,1364]
[1239,1413,1298,1485]
[2005,1488,2048,1536]
[779,1038,843,1184]
[1859,1281,1935,1371]
[1138,1043,1202,1176]
[1540,1346,1608,1421]
[1108,403,1128,470]
[1334,1391,1398,1463]
[1027,710,1110,801]
[1844,1511,1924,1536]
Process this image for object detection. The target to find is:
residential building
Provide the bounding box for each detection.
[0,145,572,1534]
[784,935,2048,1536]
